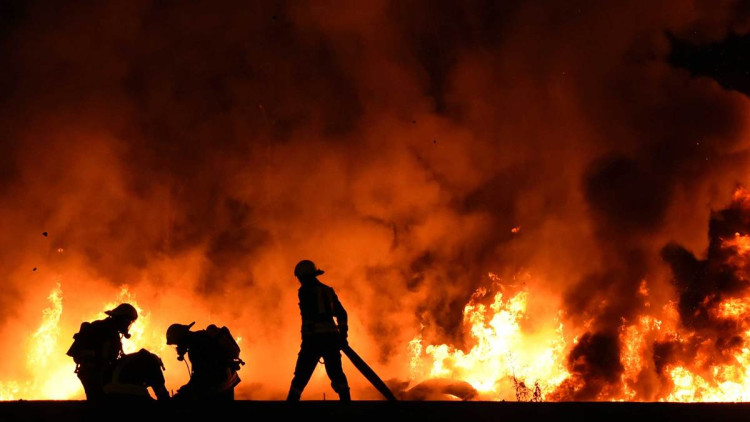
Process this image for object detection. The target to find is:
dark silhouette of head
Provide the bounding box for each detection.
[294,260,324,283]
[166,322,195,346]
[104,303,138,338]
[166,322,195,362]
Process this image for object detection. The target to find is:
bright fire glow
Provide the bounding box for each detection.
[409,274,569,400]
[409,265,750,402]
[0,283,167,400]
[0,283,80,400]
[10,197,750,401]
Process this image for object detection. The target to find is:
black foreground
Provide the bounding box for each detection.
[1,401,749,422]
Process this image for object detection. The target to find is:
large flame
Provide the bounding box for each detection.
[406,223,750,403]
[10,218,750,403]
[0,283,180,400]
[10,254,750,402]
[2,2,750,402]
[0,283,79,400]
[409,274,569,400]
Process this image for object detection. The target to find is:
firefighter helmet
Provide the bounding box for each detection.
[104,303,138,321]
[294,260,324,278]
[166,322,195,345]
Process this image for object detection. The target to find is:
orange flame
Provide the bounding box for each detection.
[0,283,175,400]
[409,274,569,400]
[0,283,80,400]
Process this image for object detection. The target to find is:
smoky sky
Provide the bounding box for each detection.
[2,0,750,399]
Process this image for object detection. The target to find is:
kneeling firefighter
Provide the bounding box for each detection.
[103,348,170,401]
[66,303,136,400]
[166,322,244,400]
[66,303,169,401]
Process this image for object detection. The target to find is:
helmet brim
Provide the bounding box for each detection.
[104,310,137,320]
[166,321,196,345]
[104,304,138,320]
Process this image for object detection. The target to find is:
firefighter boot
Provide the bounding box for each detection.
[337,387,351,402]
[286,386,302,401]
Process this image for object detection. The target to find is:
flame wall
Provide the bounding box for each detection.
[2,0,750,401]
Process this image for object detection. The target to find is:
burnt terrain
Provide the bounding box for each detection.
[1,401,749,422]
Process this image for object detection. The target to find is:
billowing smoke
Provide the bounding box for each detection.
[658,192,750,374]
[1,0,750,400]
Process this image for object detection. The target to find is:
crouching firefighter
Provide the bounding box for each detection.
[66,303,169,401]
[102,348,170,401]
[287,260,350,401]
[166,322,244,400]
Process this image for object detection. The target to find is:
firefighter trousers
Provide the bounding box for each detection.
[288,334,349,400]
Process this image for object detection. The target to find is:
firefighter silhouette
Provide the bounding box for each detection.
[103,348,170,401]
[287,260,350,401]
[166,322,243,400]
[66,303,169,400]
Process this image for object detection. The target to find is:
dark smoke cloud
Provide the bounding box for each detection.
[1,0,750,399]
[658,194,750,372]
[551,332,623,401]
[552,3,750,399]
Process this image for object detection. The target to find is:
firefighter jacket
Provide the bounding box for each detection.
[298,278,348,338]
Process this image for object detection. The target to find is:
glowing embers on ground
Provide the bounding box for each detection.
[409,274,570,401]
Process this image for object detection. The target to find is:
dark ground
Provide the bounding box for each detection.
[1,401,750,422]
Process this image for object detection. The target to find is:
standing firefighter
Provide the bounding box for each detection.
[166,322,243,400]
[287,260,350,401]
[66,303,139,400]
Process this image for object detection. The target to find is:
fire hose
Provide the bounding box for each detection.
[341,344,397,401]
